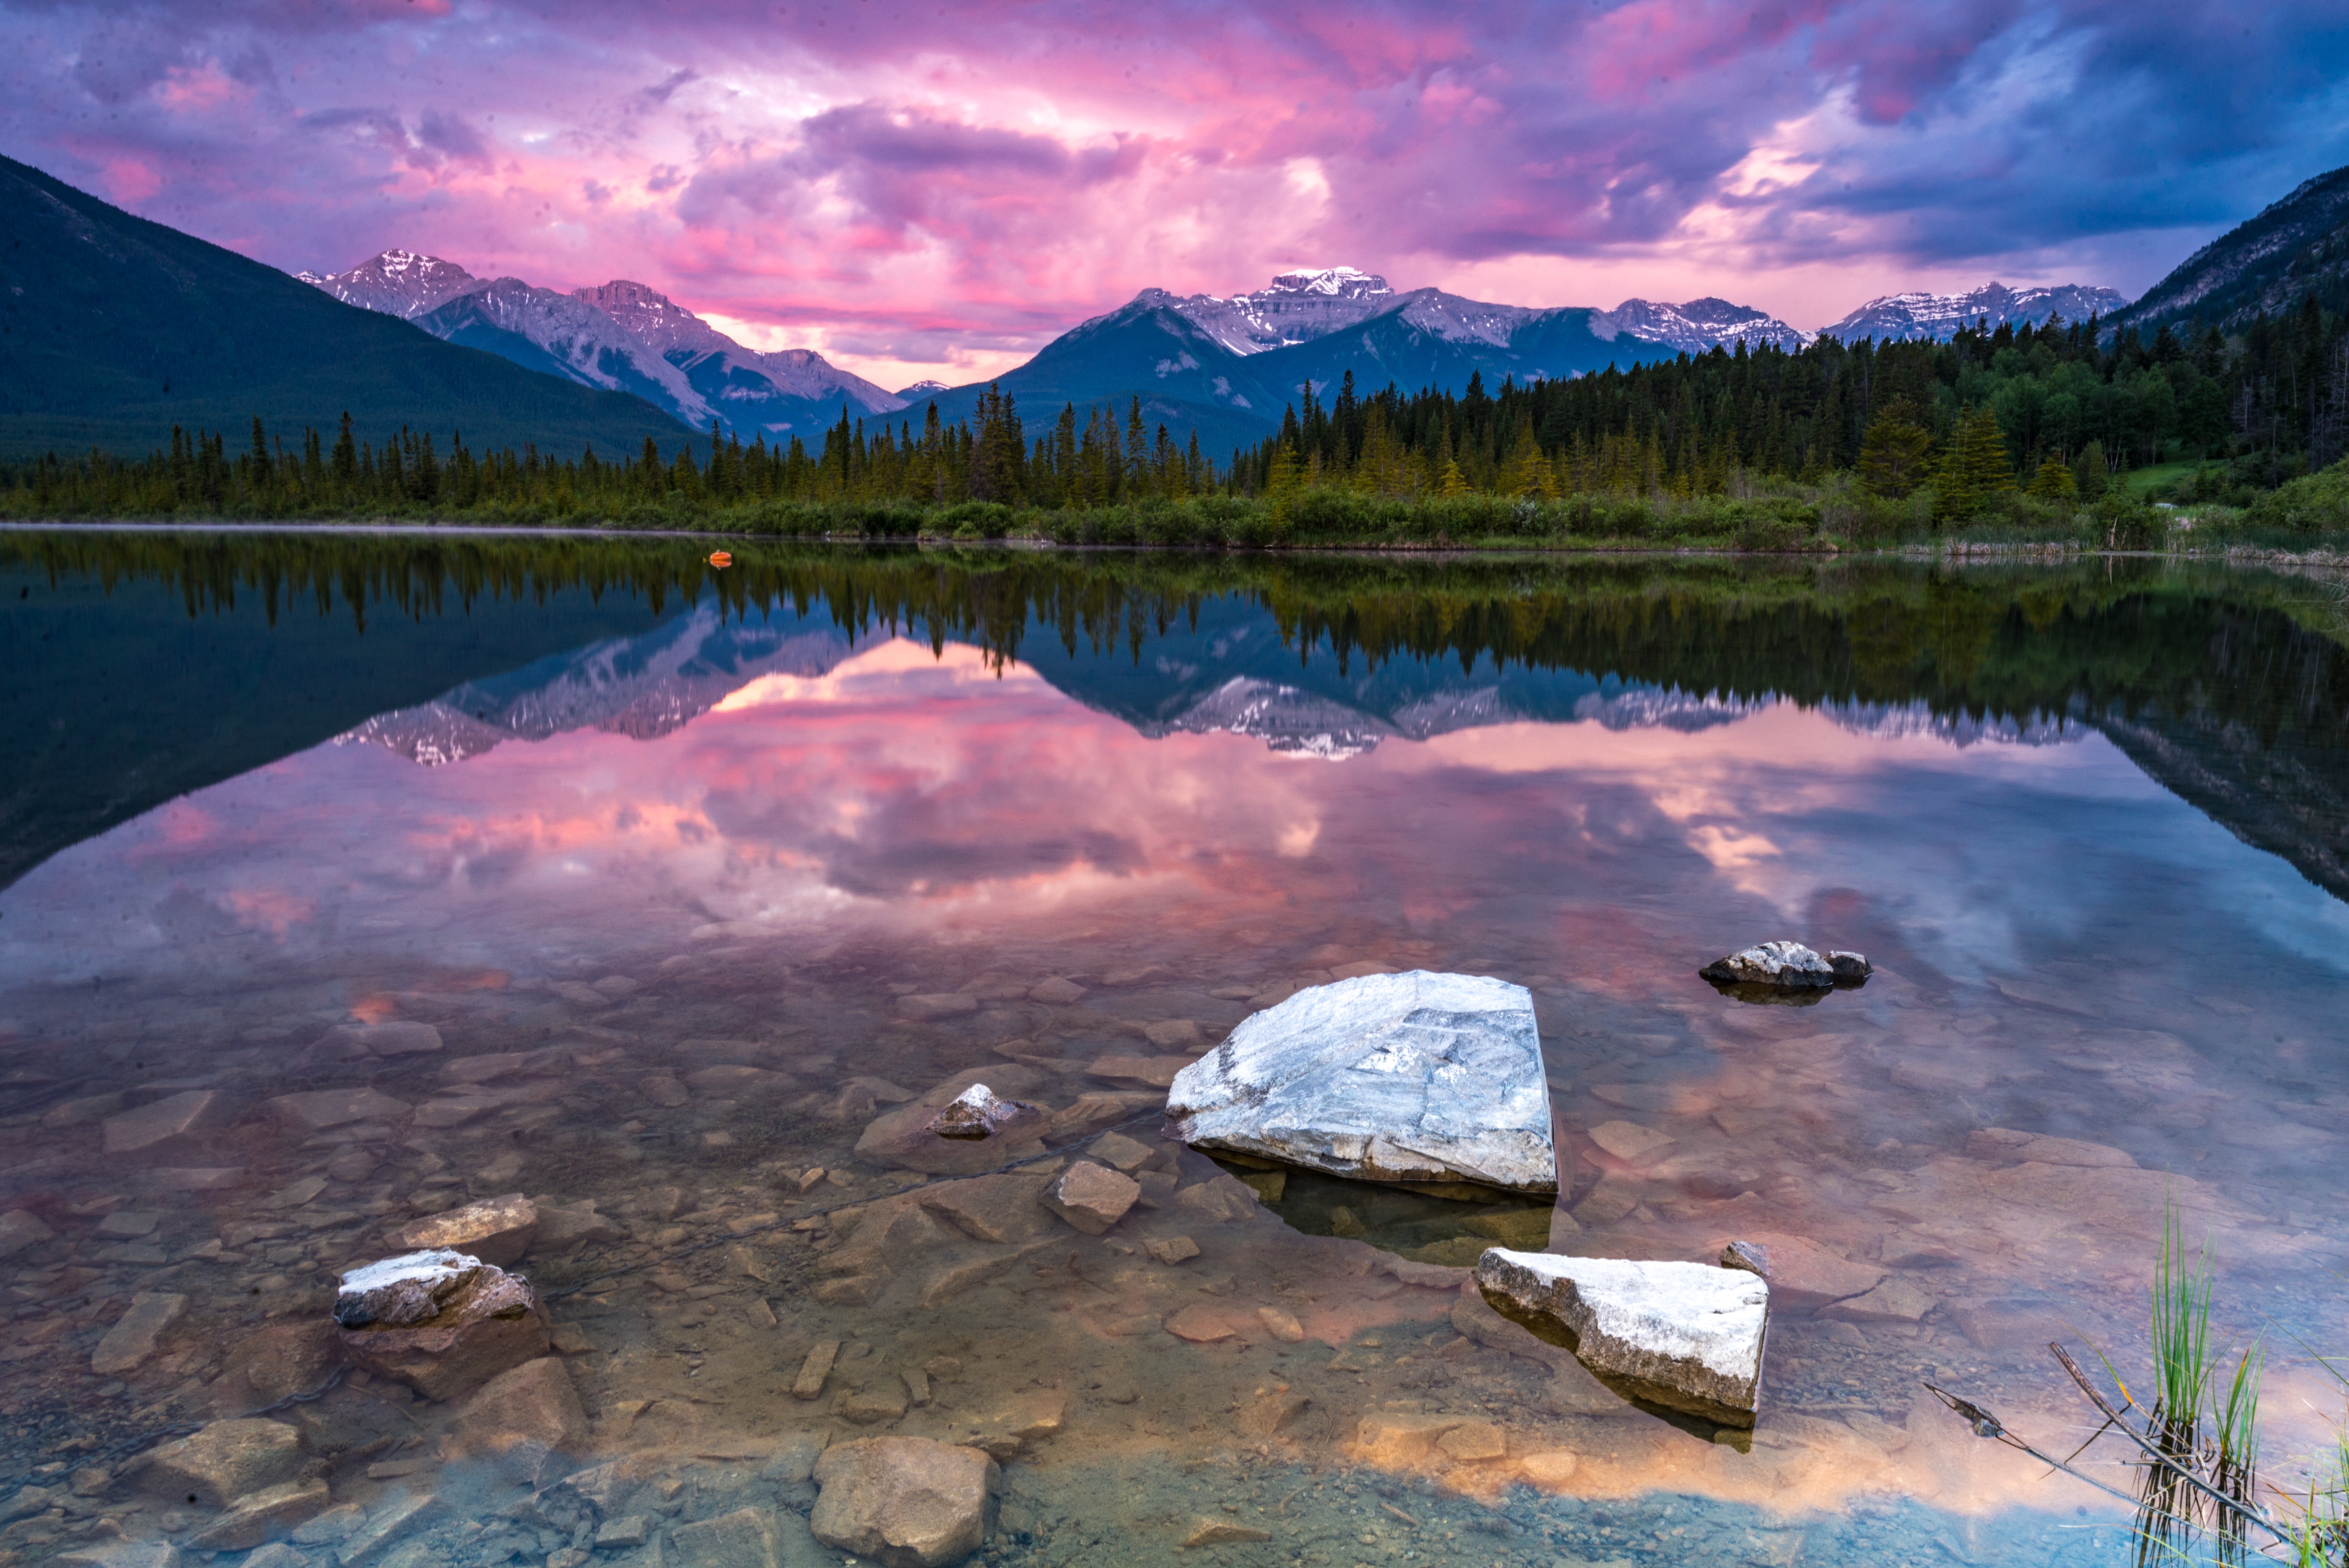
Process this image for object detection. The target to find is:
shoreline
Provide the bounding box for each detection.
[5,520,2347,568]
[4,518,2347,574]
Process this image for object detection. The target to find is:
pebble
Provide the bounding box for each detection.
[142,1419,302,1509]
[389,1194,539,1268]
[897,994,979,1021]
[793,1340,841,1400]
[1084,1055,1195,1089]
[455,1355,589,1459]
[102,1091,233,1158]
[1254,1306,1306,1342]
[1517,1450,1578,1484]
[312,1022,445,1057]
[916,1172,1056,1245]
[812,1437,995,1566]
[334,1493,442,1567]
[1042,1163,1140,1236]
[1437,1422,1507,1461]
[0,1208,57,1258]
[1165,1305,1232,1343]
[91,1291,187,1375]
[595,1517,650,1550]
[1086,1132,1155,1172]
[212,1320,345,1410]
[268,1089,413,1133]
[95,1210,161,1237]
[187,1477,332,1551]
[668,1506,784,1568]
[838,1379,910,1425]
[1584,1120,1674,1164]
[1145,1236,1201,1265]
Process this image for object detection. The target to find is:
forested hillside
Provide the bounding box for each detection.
[9,269,2349,545]
[0,155,694,459]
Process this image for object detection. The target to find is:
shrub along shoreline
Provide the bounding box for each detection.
[8,469,2349,560]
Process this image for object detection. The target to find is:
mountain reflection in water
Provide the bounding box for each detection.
[0,534,2346,1568]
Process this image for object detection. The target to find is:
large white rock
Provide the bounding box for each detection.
[1475,1248,1769,1426]
[1164,971,1555,1194]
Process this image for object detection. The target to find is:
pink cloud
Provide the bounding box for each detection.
[2,0,2341,380]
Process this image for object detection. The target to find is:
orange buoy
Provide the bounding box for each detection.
[707,550,733,568]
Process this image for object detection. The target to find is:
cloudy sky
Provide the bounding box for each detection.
[7,0,2348,388]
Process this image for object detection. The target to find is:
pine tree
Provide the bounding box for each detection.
[1932,404,2014,521]
[1504,422,1549,497]
[2073,440,2110,500]
[2026,457,2078,500]
[1856,399,1932,498]
[1125,398,1149,497]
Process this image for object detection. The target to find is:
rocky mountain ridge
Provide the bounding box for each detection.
[0,154,691,463]
[2114,164,2349,335]
[1820,282,2127,343]
[298,252,904,435]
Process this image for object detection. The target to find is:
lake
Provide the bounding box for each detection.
[2,532,2346,1568]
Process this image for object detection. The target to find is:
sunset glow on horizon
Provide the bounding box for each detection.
[8,0,2349,388]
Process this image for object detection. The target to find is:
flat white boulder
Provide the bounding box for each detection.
[1164,971,1555,1194]
[1475,1248,1768,1426]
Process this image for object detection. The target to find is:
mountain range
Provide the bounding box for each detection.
[14,147,2349,462]
[0,155,692,461]
[288,247,2129,456]
[325,585,2349,903]
[1818,282,2126,343]
[298,252,902,437]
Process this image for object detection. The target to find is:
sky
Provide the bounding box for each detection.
[7,0,2349,390]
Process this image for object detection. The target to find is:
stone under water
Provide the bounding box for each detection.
[1162,971,1555,1194]
[1475,1247,1770,1426]
[331,1251,547,1401]
[1699,940,1871,989]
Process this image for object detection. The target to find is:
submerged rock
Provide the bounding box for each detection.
[856,1069,1049,1176]
[811,1437,996,1567]
[185,1479,330,1551]
[1700,941,1833,989]
[1474,1247,1769,1426]
[91,1291,187,1375]
[332,1250,482,1329]
[925,1085,1040,1141]
[332,1250,547,1401]
[1041,1163,1139,1235]
[1164,971,1555,1194]
[1700,941,1869,992]
[388,1194,539,1267]
[454,1355,589,1464]
[141,1419,303,1510]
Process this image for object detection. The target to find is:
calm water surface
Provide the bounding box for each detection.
[3,534,2347,1568]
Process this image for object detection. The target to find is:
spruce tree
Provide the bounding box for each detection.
[1856,399,1932,497]
[2073,440,2109,500]
[2026,456,2078,500]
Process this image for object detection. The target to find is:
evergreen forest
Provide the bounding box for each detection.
[8,303,2349,550]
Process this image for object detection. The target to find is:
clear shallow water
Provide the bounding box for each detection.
[2,536,2348,1568]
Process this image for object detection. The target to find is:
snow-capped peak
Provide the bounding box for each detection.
[300,249,482,319]
[1600,298,1813,354]
[1258,266,1393,300]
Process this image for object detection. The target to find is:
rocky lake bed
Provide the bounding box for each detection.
[4,543,2346,1568]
